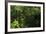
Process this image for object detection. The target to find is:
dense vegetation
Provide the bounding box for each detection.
[10,5,41,28]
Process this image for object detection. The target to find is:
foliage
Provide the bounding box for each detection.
[10,5,41,28]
